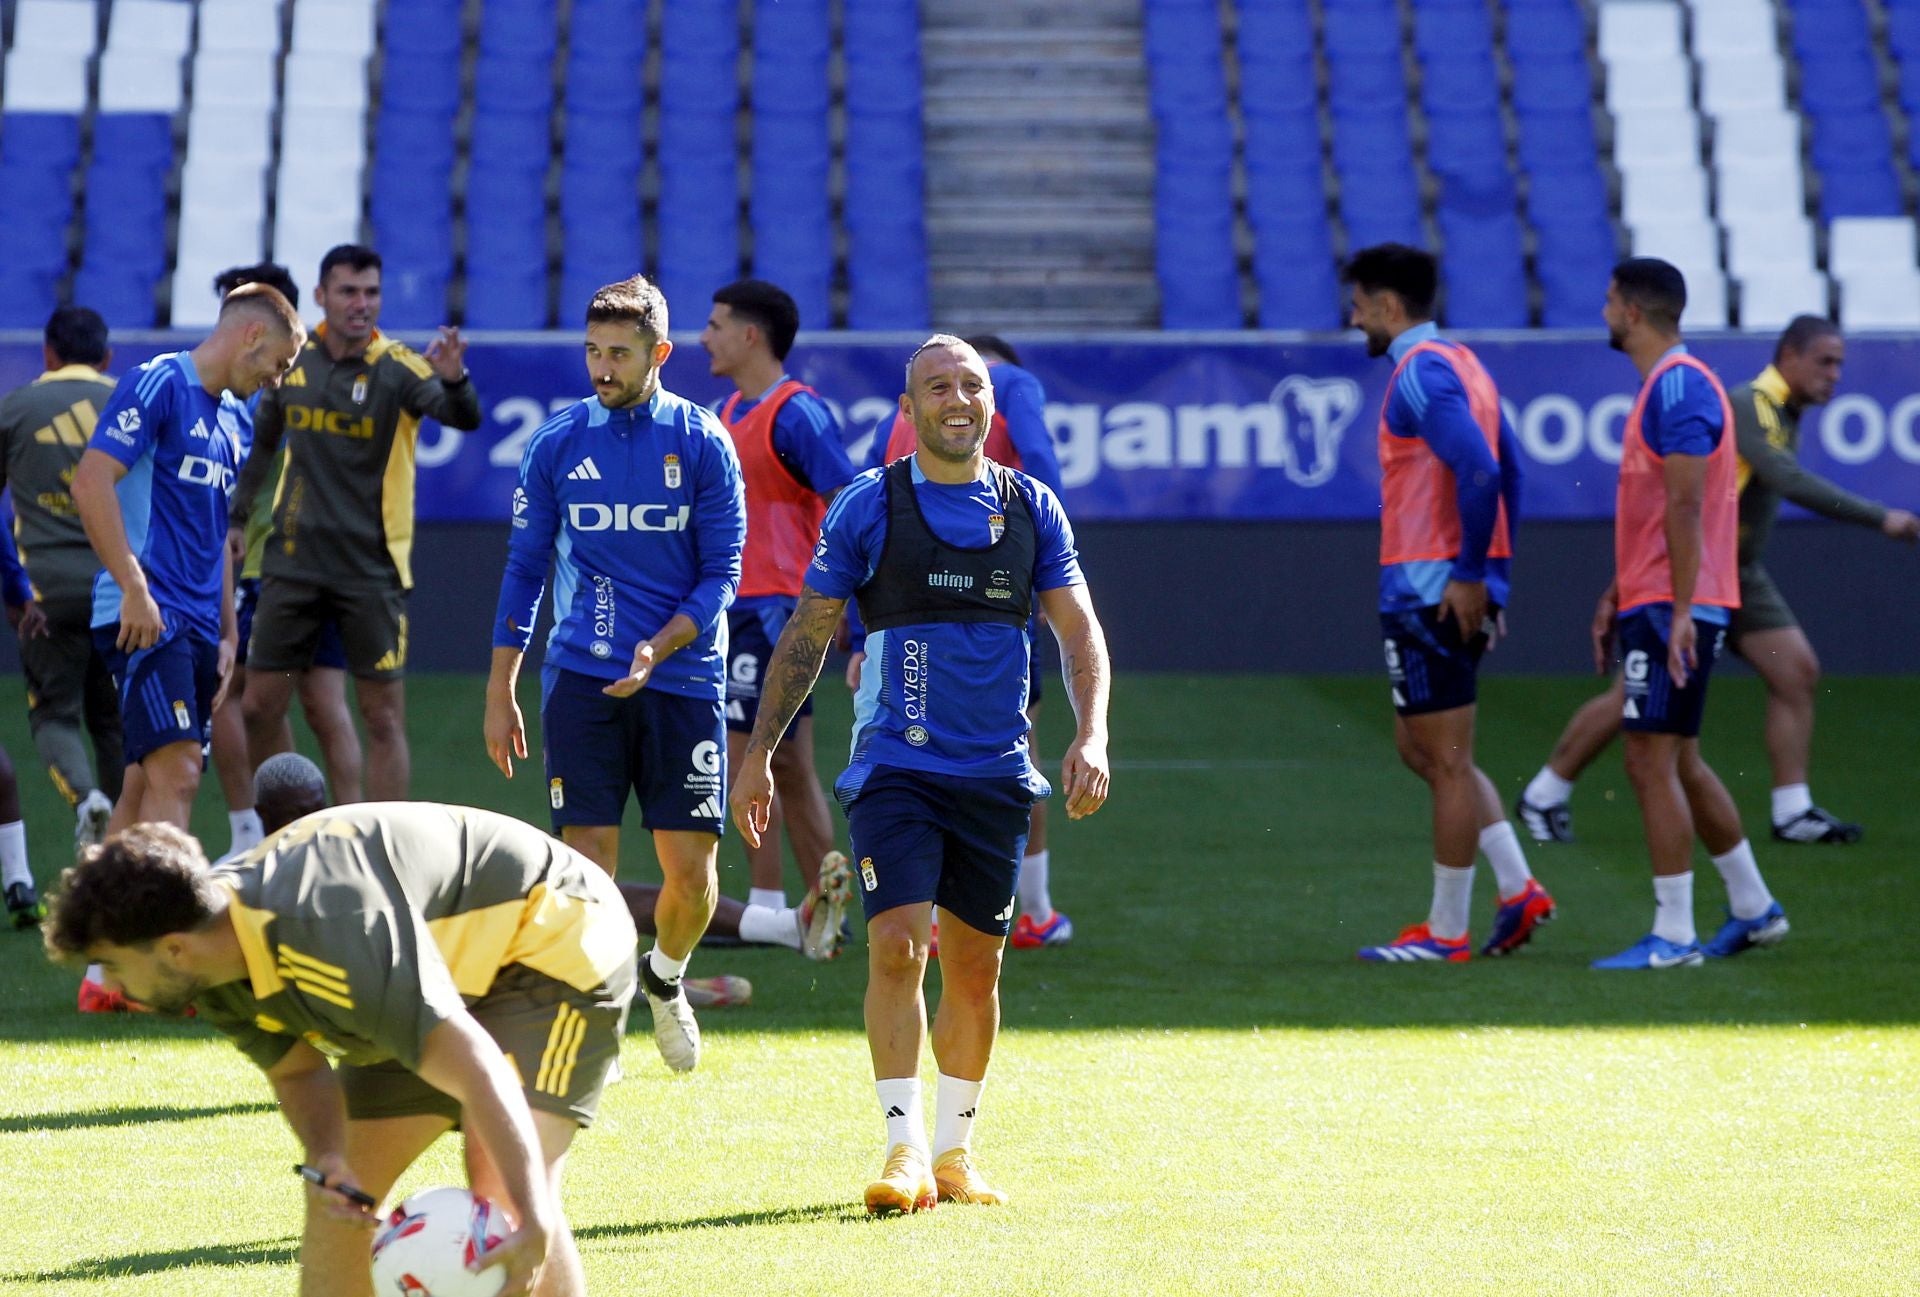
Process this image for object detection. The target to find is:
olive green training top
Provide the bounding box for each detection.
[1732,365,1887,567]
[0,365,118,602]
[195,803,636,1073]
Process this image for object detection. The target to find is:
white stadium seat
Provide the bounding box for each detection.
[1740,270,1831,330]
[107,0,195,55]
[1716,160,1806,226]
[1671,262,1730,327]
[282,54,371,112]
[0,50,89,112]
[96,51,186,114]
[1599,3,1685,63]
[171,261,244,328]
[1630,218,1720,270]
[180,159,269,222]
[1698,59,1784,115]
[12,0,98,54]
[1622,164,1711,227]
[197,0,285,53]
[1604,57,1694,115]
[1838,272,1920,329]
[175,205,267,271]
[1828,217,1920,278]
[191,51,280,109]
[278,109,368,164]
[277,156,366,224]
[186,109,275,168]
[1711,111,1799,168]
[292,0,379,57]
[1689,2,1779,63]
[1612,111,1701,170]
[1725,216,1817,280]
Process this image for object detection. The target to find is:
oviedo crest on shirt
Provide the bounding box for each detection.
[351,375,369,405]
[988,512,1005,543]
[663,453,681,489]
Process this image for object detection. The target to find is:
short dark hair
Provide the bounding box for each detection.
[219,282,304,336]
[318,244,381,288]
[44,305,108,367]
[712,279,800,361]
[44,824,222,961]
[963,334,1022,367]
[1341,243,1438,319]
[1611,257,1687,331]
[1774,313,1841,363]
[904,333,976,390]
[587,274,670,340]
[214,262,300,306]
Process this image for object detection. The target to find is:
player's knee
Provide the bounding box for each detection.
[866,918,928,981]
[241,681,289,730]
[939,945,1003,1000]
[143,745,200,796]
[1621,737,1668,788]
[357,697,405,740]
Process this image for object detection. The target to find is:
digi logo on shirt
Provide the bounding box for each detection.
[177,454,236,493]
[566,502,691,532]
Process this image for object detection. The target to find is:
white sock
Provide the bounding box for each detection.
[1427,862,1474,941]
[1652,872,1696,945]
[933,1072,984,1155]
[646,945,689,984]
[1709,839,1774,920]
[1525,766,1575,807]
[875,1077,926,1154]
[0,820,29,889]
[739,902,802,949]
[748,886,786,910]
[1017,849,1052,924]
[1478,821,1533,898]
[228,808,263,854]
[84,963,105,987]
[1770,784,1813,825]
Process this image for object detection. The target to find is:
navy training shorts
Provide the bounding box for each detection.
[1380,604,1497,717]
[845,764,1035,938]
[541,665,727,836]
[1620,605,1726,739]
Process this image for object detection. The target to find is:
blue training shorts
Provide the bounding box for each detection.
[94,625,219,765]
[724,604,812,735]
[845,764,1035,938]
[236,577,347,671]
[1380,605,1496,717]
[541,665,726,836]
[1620,605,1726,739]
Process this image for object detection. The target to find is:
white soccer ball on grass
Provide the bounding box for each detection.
[369,1186,511,1297]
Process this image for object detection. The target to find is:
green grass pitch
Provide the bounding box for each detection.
[0,671,1914,1295]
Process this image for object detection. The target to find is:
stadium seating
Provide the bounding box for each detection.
[5,0,1920,335]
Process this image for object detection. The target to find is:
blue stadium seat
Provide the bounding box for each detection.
[375,112,457,173]
[1811,110,1896,172]
[478,0,559,61]
[0,114,82,171]
[1238,52,1318,116]
[1890,6,1920,60]
[1790,0,1871,58]
[377,265,451,330]
[752,113,830,167]
[1510,55,1593,113]
[383,0,464,55]
[1818,168,1905,219]
[1797,50,1882,115]
[1323,5,1403,61]
[470,110,554,171]
[1156,112,1234,167]
[1516,108,1599,176]
[91,115,173,164]
[1425,112,1507,179]
[381,51,464,113]
[1235,1,1312,53]
[1333,112,1414,171]
[464,267,550,329]
[751,223,833,328]
[569,0,646,59]
[1254,241,1342,330]
[471,53,553,112]
[1327,54,1407,111]
[1243,109,1323,175]
[1527,167,1609,225]
[1414,4,1493,61]
[71,265,156,329]
[0,270,61,328]
[1420,57,1502,115]
[1340,163,1425,249]
[1503,4,1585,58]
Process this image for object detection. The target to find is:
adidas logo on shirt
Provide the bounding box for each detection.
[567,457,603,481]
[188,418,210,439]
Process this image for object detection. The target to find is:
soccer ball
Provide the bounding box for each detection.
[369,1186,511,1297]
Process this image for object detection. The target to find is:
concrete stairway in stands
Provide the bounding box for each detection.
[918,0,1161,330]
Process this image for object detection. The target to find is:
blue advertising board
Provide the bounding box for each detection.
[4,332,1918,523]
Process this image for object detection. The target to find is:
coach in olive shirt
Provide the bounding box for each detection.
[0,306,125,832]
[229,243,482,803]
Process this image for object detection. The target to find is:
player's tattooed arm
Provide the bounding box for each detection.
[745,586,847,757]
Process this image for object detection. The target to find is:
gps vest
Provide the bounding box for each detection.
[1378,339,1513,567]
[719,379,829,598]
[855,458,1036,632]
[1616,353,1740,614]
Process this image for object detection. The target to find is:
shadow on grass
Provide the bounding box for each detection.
[6,1237,299,1282]
[0,1099,277,1134]
[577,1202,867,1239]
